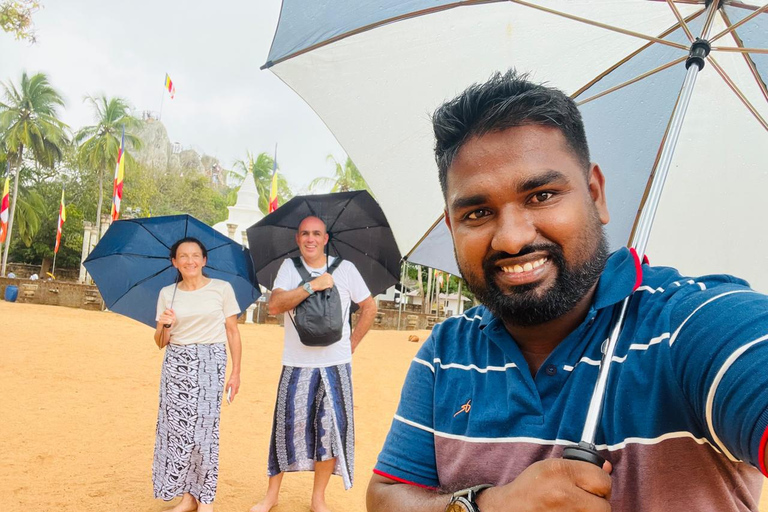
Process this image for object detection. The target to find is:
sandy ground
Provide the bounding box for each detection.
[1,301,766,512]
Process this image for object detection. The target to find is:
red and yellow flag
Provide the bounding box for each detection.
[54,187,66,253]
[268,152,279,213]
[0,171,9,243]
[165,73,176,99]
[111,127,125,221]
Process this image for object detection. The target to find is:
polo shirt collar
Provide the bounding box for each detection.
[477,247,640,330]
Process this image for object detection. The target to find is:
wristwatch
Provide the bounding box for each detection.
[445,484,493,512]
[302,282,315,295]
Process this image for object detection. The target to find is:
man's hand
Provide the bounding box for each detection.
[478,459,612,512]
[310,272,334,292]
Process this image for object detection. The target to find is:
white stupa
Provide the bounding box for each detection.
[213,171,264,246]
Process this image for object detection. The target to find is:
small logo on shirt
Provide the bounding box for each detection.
[453,399,472,417]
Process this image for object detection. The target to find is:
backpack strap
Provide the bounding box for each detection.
[292,256,344,282]
[292,256,312,283]
[328,256,343,275]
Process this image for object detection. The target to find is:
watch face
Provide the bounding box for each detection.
[446,497,471,512]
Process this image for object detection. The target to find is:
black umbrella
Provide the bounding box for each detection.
[246,190,401,297]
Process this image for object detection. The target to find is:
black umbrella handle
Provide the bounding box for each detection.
[563,442,605,467]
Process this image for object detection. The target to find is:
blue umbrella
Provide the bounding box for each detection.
[84,214,259,328]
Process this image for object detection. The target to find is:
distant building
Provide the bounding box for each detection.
[213,171,263,246]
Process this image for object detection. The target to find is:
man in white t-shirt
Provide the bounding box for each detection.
[250,215,377,512]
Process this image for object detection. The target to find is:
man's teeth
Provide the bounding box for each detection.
[501,258,547,274]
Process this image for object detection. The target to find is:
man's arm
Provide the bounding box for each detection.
[268,272,334,315]
[367,460,612,512]
[351,296,376,353]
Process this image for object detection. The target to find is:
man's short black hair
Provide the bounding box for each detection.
[433,69,591,198]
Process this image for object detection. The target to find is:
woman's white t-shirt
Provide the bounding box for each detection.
[273,257,370,367]
[155,278,241,345]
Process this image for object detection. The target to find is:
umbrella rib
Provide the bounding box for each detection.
[135,219,173,251]
[711,46,768,55]
[326,196,357,234]
[570,9,704,99]
[706,55,768,131]
[85,253,170,263]
[709,3,768,44]
[509,0,689,51]
[263,0,497,68]
[329,239,399,288]
[575,56,687,106]
[719,9,768,104]
[404,214,447,261]
[665,0,695,42]
[108,265,172,308]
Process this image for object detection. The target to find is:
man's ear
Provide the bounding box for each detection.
[588,163,610,225]
[444,209,452,233]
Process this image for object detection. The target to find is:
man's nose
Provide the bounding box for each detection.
[490,207,537,256]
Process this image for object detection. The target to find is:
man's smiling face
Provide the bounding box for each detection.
[444,124,611,326]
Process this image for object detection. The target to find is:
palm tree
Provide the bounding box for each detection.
[232,151,292,215]
[75,94,142,236]
[0,71,69,275]
[309,155,373,195]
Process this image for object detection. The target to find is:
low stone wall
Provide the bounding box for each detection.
[1,279,446,330]
[5,263,80,281]
[0,277,103,310]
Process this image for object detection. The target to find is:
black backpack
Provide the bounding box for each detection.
[289,256,346,347]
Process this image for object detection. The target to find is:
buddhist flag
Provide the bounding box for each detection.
[0,167,9,243]
[54,187,66,253]
[111,127,125,221]
[165,73,176,99]
[268,149,279,213]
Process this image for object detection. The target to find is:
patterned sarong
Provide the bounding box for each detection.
[152,343,227,504]
[268,363,355,489]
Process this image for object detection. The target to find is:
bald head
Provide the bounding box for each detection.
[296,216,329,265]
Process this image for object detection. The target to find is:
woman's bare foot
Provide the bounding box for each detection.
[197,503,214,512]
[310,497,332,512]
[249,497,278,512]
[164,493,197,512]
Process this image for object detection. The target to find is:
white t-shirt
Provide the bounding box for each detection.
[273,256,371,367]
[155,278,241,345]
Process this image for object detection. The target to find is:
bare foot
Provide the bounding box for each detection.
[249,498,278,512]
[197,503,214,512]
[310,498,332,512]
[164,495,197,512]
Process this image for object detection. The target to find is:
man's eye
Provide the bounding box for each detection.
[466,209,491,220]
[531,191,554,203]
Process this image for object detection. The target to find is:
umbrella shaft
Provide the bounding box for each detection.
[578,3,718,445]
[631,64,701,257]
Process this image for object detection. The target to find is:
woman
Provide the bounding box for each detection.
[153,237,243,512]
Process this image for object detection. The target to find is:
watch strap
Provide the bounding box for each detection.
[448,484,493,512]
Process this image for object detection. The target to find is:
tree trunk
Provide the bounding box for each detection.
[1,145,23,276]
[95,167,104,239]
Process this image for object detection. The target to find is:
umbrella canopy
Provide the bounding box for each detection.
[263,1,768,290]
[246,190,401,297]
[84,215,260,328]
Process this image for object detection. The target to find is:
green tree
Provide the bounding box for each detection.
[75,94,142,236]
[309,155,373,195]
[232,151,292,214]
[0,71,68,275]
[0,0,40,43]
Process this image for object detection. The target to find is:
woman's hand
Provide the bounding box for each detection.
[158,308,176,327]
[225,373,240,403]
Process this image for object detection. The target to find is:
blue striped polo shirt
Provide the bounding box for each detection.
[374,248,768,511]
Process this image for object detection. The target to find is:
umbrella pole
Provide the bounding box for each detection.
[397,260,406,330]
[564,3,717,466]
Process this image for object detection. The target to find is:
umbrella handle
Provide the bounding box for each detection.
[562,442,605,467]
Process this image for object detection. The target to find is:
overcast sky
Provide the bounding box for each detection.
[0,0,346,192]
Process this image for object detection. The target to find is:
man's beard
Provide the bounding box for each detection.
[459,228,609,327]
